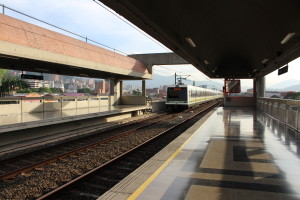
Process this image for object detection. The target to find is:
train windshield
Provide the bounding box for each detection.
[167,87,187,99]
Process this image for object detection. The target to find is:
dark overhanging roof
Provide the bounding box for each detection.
[98,0,300,79]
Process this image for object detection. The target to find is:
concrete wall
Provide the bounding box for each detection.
[120,96,146,105]
[0,96,114,115]
[258,98,300,131]
[224,97,255,107]
[151,101,166,113]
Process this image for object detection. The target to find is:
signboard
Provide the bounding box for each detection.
[225,80,241,93]
[21,74,44,80]
[278,65,288,75]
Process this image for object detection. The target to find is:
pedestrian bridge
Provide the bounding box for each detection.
[0,13,151,80]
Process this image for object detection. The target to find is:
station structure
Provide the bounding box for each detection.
[0,1,300,199]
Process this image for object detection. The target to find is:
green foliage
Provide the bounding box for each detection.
[133,89,142,96]
[16,87,63,94]
[17,88,32,93]
[0,69,7,82]
[50,88,63,93]
[271,95,280,99]
[0,72,29,97]
[283,92,300,100]
[39,87,52,93]
[78,88,92,93]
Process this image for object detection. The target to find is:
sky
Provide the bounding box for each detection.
[0,0,299,89]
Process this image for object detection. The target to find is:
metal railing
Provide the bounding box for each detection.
[258,97,300,131]
[0,96,110,122]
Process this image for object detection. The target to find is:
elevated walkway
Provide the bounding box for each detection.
[100,107,300,200]
[0,13,151,80]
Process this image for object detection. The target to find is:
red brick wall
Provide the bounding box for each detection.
[0,14,149,74]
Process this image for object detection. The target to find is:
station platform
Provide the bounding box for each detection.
[0,105,151,133]
[100,107,300,200]
[0,104,151,160]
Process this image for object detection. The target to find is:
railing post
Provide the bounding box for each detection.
[88,96,90,113]
[99,96,101,112]
[61,97,63,117]
[75,97,78,115]
[43,97,45,120]
[2,5,4,14]
[20,97,23,123]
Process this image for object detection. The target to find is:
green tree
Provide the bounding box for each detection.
[0,69,7,80]
[17,88,32,93]
[78,88,92,93]
[39,87,51,93]
[283,92,300,100]
[271,95,280,99]
[0,73,29,97]
[50,88,63,93]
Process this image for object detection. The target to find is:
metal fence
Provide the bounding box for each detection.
[258,98,300,131]
[0,96,111,115]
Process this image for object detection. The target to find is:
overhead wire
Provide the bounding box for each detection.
[155,65,224,84]
[0,4,127,55]
[92,0,170,53]
[1,3,223,85]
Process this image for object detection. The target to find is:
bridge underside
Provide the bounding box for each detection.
[99,0,300,79]
[0,14,151,80]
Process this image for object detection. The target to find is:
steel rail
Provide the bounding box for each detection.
[0,113,178,180]
[37,100,221,200]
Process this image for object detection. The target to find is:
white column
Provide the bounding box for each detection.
[256,76,265,98]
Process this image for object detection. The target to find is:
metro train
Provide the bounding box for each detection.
[166,85,223,109]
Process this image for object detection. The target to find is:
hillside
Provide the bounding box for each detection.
[145,74,223,89]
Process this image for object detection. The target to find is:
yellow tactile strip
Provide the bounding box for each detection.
[97,108,217,200]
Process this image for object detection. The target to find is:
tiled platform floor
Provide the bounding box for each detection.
[100,107,300,200]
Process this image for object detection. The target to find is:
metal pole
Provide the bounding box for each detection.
[20,97,23,123]
[85,36,88,43]
[2,5,4,14]
[175,73,176,85]
[43,97,45,120]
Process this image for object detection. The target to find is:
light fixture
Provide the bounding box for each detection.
[79,73,89,77]
[185,37,196,47]
[204,60,209,65]
[280,33,295,44]
[261,59,269,64]
[34,68,50,72]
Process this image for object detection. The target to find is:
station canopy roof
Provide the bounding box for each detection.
[99,0,300,79]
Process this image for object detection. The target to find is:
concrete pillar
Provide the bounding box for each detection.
[109,79,121,105]
[142,80,146,97]
[256,76,265,98]
[120,81,123,97]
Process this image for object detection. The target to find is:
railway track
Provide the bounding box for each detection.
[0,113,168,180]
[0,99,222,200]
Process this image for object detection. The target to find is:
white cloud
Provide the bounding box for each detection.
[0,0,167,54]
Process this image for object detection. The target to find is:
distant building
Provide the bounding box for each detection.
[95,80,106,93]
[27,80,42,89]
[163,85,168,92]
[146,88,166,99]
[54,80,64,92]
[247,88,254,94]
[88,84,95,90]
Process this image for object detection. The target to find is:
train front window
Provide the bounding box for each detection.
[167,87,187,99]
